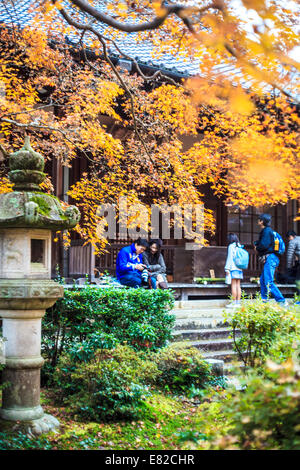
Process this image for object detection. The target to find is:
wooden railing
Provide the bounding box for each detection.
[69,241,176,278]
[68,241,262,279]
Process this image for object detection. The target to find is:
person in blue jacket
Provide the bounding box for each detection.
[254,213,287,305]
[116,238,156,288]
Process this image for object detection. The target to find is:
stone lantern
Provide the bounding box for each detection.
[0,137,80,434]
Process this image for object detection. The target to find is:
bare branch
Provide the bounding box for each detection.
[52,0,299,103]
[101,35,179,86]
[1,117,94,163]
[54,0,218,33]
[57,5,160,165]
[0,101,56,120]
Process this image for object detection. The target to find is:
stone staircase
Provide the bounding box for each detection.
[171,299,242,374]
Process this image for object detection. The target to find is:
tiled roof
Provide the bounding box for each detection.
[0,1,298,99]
[0,0,202,77]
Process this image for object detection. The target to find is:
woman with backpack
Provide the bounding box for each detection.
[225,233,244,308]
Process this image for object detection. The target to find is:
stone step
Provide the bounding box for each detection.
[189,338,234,352]
[174,318,228,329]
[172,327,233,341]
[174,299,260,308]
[170,299,246,372]
[173,308,228,319]
[200,349,240,363]
[174,299,228,309]
[224,362,245,376]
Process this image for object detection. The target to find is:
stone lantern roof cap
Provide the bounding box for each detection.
[0,137,80,230]
[8,136,46,191]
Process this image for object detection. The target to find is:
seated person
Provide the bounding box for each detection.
[143,239,169,289]
[116,238,156,288]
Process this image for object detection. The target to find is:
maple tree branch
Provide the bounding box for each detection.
[53,1,298,104]
[98,37,157,164]
[101,35,179,86]
[58,2,179,86]
[58,6,158,165]
[77,28,178,87]
[223,43,298,103]
[1,117,65,133]
[0,101,56,120]
[56,0,218,33]
[0,117,94,163]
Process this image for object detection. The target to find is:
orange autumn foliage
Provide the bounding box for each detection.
[0,0,299,251]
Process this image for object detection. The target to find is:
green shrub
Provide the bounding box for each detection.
[42,285,175,383]
[224,299,299,368]
[52,344,160,422]
[68,331,119,363]
[219,357,300,450]
[268,330,300,365]
[153,342,212,394]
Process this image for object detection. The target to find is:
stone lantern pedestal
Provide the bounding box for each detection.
[0,138,80,435]
[0,279,63,434]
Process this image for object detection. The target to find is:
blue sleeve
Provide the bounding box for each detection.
[117,249,136,276]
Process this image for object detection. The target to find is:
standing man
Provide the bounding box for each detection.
[116,238,156,288]
[254,213,287,305]
[286,230,300,300]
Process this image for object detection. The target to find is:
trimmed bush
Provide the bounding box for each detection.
[51,340,219,421]
[42,285,175,382]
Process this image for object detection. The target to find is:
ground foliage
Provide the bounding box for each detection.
[0,390,227,450]
[1,303,300,450]
[0,0,299,251]
[52,344,157,422]
[50,337,215,421]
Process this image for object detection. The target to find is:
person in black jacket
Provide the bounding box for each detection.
[254,214,287,305]
[286,230,300,300]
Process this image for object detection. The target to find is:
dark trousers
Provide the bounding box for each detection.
[260,254,285,302]
[119,272,157,289]
[119,272,142,287]
[279,262,300,294]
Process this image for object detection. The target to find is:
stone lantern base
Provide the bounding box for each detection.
[0,413,60,436]
[0,137,81,438]
[0,278,64,436]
